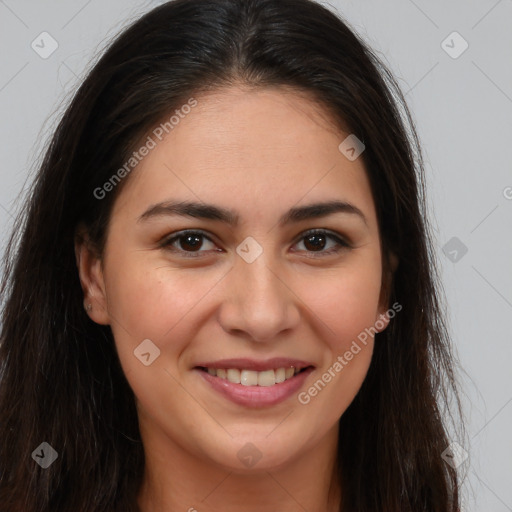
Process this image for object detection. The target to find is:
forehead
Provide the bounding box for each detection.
[112,86,376,226]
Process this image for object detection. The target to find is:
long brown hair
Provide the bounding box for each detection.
[0,0,462,510]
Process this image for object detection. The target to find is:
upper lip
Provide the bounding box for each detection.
[194,357,314,372]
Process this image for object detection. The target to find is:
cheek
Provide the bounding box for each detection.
[293,270,380,424]
[103,253,223,363]
[102,256,216,425]
[295,262,382,349]
[291,260,381,409]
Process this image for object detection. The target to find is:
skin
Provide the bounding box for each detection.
[76,85,393,512]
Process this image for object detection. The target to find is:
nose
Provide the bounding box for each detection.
[217,254,301,343]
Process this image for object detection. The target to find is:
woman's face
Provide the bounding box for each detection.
[80,86,391,471]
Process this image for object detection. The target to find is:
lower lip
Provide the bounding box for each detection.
[195,367,314,408]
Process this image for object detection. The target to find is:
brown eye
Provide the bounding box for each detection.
[293,229,350,256]
[303,233,328,251]
[160,230,219,257]
[177,233,203,251]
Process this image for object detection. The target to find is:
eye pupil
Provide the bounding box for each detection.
[304,234,326,251]
[181,234,202,251]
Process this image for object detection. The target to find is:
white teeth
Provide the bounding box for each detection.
[204,366,304,386]
[275,367,286,383]
[240,369,258,386]
[226,368,241,384]
[257,369,275,387]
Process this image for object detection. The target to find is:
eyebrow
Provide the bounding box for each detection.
[138,199,367,226]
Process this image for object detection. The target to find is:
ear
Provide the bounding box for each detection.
[375,250,399,333]
[74,226,110,325]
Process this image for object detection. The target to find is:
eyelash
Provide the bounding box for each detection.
[159,229,351,258]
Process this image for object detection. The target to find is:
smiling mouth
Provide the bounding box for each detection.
[196,366,312,387]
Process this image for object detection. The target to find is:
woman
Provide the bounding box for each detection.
[0,0,463,510]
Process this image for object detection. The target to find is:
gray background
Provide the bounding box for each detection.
[1,0,511,509]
